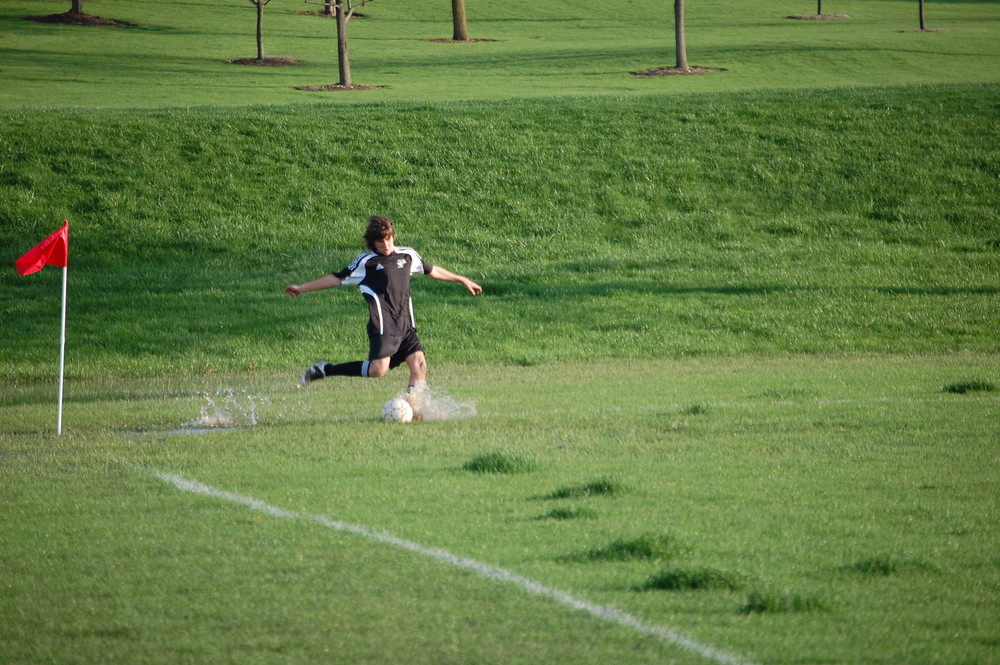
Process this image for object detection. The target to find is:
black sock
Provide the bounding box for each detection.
[324,361,367,377]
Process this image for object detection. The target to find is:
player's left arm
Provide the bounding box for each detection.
[427,265,483,295]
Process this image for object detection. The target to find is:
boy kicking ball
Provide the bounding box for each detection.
[285,215,482,404]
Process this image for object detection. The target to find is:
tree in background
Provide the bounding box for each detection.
[29,0,132,26]
[919,0,927,30]
[674,0,688,71]
[332,0,374,85]
[786,1,848,20]
[452,0,470,41]
[248,0,272,61]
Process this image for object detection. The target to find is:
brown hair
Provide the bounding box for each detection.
[364,215,395,251]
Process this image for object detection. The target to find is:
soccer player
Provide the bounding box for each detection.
[285,215,483,392]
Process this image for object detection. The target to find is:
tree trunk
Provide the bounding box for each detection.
[817,0,823,15]
[452,0,470,41]
[336,2,352,86]
[256,1,265,60]
[674,0,689,71]
[323,0,333,17]
[919,0,926,30]
[70,0,83,14]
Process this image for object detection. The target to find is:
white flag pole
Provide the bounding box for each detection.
[57,263,67,435]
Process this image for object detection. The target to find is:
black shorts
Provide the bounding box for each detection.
[368,328,424,369]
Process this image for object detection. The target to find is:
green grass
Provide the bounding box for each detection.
[2,0,999,663]
[942,379,995,394]
[537,506,599,521]
[572,534,684,563]
[740,591,831,615]
[2,0,999,108]
[462,450,538,474]
[840,555,935,577]
[1,84,997,379]
[2,355,998,664]
[544,478,627,500]
[641,567,747,592]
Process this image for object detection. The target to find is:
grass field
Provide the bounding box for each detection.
[3,356,999,664]
[2,0,1000,107]
[1,0,999,663]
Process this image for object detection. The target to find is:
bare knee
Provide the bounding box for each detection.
[366,359,390,378]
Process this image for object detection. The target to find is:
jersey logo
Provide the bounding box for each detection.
[396,258,407,269]
[376,264,384,271]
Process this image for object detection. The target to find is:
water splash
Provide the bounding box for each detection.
[400,382,476,421]
[184,387,272,429]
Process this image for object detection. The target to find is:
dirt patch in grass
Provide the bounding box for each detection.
[296,84,386,92]
[229,57,298,67]
[632,67,724,77]
[787,14,850,19]
[25,11,136,27]
[299,11,368,18]
[428,38,498,44]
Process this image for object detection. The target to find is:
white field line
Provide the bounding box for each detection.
[156,471,756,665]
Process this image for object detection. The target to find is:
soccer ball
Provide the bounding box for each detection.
[382,397,413,423]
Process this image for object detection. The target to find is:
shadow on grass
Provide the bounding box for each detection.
[561,534,683,563]
[485,281,1000,299]
[462,450,537,474]
[534,477,627,501]
[740,591,831,614]
[638,566,747,592]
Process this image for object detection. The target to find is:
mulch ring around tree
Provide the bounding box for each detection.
[296,84,386,92]
[786,14,850,19]
[428,39,497,43]
[25,12,137,27]
[299,11,368,18]
[632,67,724,77]
[229,57,298,67]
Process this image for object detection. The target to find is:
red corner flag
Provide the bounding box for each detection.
[16,220,69,276]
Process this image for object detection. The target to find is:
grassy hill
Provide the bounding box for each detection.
[1,3,998,664]
[2,85,997,379]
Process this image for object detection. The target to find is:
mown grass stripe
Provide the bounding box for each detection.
[486,394,1000,418]
[156,471,756,665]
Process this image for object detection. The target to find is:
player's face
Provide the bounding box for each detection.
[374,234,396,256]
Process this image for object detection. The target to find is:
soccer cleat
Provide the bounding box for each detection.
[300,361,327,386]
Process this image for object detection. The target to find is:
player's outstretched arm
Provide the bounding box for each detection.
[285,274,342,297]
[428,265,483,295]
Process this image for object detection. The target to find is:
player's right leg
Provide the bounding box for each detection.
[404,350,427,388]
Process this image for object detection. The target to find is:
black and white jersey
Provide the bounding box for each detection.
[334,247,433,337]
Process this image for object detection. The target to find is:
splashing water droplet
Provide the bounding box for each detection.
[401,382,476,422]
